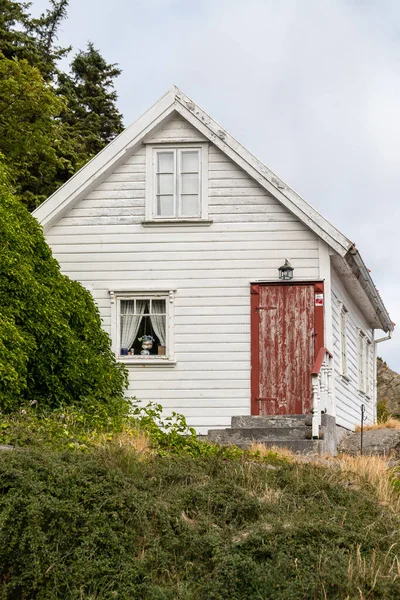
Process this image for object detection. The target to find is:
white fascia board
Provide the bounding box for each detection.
[345,250,394,333]
[331,254,393,332]
[33,88,178,231]
[173,90,352,257]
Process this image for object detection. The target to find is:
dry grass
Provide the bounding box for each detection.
[347,544,400,596]
[99,429,153,457]
[248,442,296,461]
[248,443,400,514]
[335,454,400,512]
[259,483,283,503]
[355,418,400,432]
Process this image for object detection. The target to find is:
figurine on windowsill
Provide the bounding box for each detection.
[138,335,155,356]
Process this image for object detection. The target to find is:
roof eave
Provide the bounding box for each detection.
[344,247,393,332]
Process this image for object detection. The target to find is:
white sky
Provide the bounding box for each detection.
[31,0,400,369]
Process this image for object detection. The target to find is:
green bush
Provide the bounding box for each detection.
[0,447,399,599]
[0,401,249,462]
[0,168,128,413]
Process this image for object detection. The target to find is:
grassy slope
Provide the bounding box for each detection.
[0,446,400,599]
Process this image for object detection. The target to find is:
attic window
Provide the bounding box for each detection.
[145,144,209,223]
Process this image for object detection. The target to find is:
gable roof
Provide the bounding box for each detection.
[33,86,393,332]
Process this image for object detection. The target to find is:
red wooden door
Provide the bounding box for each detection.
[251,283,320,416]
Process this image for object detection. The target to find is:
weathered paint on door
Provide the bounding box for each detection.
[251,283,322,416]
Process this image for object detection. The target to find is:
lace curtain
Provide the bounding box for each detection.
[120,300,146,350]
[150,300,166,346]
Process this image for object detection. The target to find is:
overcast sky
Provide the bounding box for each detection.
[31,0,400,370]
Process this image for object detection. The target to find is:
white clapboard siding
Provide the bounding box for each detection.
[45,115,320,434]
[144,113,208,143]
[331,267,375,430]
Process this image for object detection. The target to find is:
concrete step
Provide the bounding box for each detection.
[220,439,322,454]
[231,415,308,429]
[208,426,309,444]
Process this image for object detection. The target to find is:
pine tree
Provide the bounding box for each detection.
[0,0,70,80]
[58,43,124,159]
[0,2,124,209]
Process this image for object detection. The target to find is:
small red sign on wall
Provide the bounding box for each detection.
[315,293,324,306]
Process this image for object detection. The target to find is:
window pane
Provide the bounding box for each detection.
[157,173,174,194]
[157,195,174,216]
[181,194,200,217]
[181,173,199,194]
[121,300,135,314]
[157,152,174,173]
[151,299,166,314]
[181,151,199,173]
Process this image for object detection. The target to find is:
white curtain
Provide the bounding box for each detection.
[150,300,166,346]
[120,300,146,350]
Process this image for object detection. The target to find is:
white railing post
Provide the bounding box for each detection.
[311,349,333,439]
[327,355,333,414]
[311,374,320,439]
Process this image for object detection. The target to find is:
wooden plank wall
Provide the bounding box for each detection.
[331,267,375,429]
[45,114,320,434]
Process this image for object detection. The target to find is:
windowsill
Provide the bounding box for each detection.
[358,390,371,400]
[142,219,213,227]
[117,357,177,366]
[340,373,351,383]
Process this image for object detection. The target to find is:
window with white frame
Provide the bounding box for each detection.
[358,331,372,395]
[145,145,208,221]
[111,292,174,362]
[365,339,372,396]
[339,303,348,377]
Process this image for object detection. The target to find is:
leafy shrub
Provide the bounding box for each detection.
[0,170,128,413]
[0,401,250,463]
[0,448,399,599]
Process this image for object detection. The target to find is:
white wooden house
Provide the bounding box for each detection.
[33,87,393,447]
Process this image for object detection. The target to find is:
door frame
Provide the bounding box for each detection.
[250,281,325,416]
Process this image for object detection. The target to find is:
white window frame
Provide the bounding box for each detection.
[365,339,372,397]
[338,302,348,379]
[109,290,176,365]
[358,330,372,396]
[145,143,209,223]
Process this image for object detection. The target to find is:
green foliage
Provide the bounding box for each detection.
[131,400,246,459]
[0,447,399,599]
[0,184,128,413]
[0,52,66,209]
[0,1,124,210]
[0,0,70,80]
[0,401,250,464]
[0,403,131,450]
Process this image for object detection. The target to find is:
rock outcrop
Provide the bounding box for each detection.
[339,428,400,456]
[377,358,400,416]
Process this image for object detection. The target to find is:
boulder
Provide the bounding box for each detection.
[338,428,400,456]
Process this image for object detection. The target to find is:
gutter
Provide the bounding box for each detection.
[345,245,394,333]
[375,331,392,344]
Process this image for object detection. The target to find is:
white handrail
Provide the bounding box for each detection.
[311,349,333,439]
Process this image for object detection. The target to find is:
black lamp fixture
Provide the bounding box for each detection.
[278,259,294,280]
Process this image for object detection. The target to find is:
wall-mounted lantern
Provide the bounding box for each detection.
[278,259,294,280]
